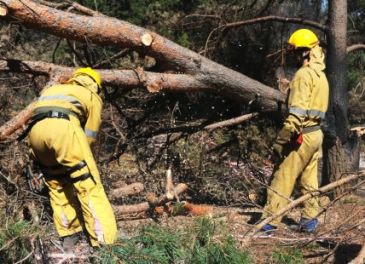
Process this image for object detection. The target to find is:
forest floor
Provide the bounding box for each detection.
[120,200,365,264]
[39,195,365,264]
[24,154,365,263]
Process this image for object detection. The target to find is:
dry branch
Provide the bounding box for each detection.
[69,2,105,17]
[165,167,174,200]
[109,182,144,200]
[204,16,327,54]
[350,126,365,137]
[241,171,365,246]
[347,44,365,53]
[204,112,258,131]
[113,183,188,215]
[221,15,326,31]
[0,102,34,141]
[0,0,285,111]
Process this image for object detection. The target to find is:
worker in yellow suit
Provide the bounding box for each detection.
[27,67,117,250]
[261,29,329,234]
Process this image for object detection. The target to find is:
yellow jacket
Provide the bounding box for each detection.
[284,45,329,133]
[33,75,103,144]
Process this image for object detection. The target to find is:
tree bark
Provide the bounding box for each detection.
[0,102,34,141]
[0,60,212,141]
[322,0,353,197]
[0,0,285,111]
[109,183,144,200]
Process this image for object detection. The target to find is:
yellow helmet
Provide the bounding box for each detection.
[288,29,319,49]
[73,67,102,88]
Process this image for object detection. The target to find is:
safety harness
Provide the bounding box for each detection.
[38,160,92,184]
[18,107,74,141]
[19,107,92,184]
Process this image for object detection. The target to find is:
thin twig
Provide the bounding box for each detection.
[14,249,34,264]
[0,170,18,190]
[204,16,327,55]
[93,48,129,68]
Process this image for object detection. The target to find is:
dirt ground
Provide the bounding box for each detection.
[39,194,365,264]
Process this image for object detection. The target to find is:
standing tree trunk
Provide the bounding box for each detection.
[323,0,359,197]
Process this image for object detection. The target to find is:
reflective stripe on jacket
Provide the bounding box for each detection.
[33,75,102,144]
[284,45,329,133]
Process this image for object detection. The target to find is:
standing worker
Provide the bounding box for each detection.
[261,29,329,234]
[26,67,117,251]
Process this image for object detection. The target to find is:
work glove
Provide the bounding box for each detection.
[271,127,293,161]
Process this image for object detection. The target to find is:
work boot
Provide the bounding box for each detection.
[260,223,277,236]
[299,218,318,233]
[62,233,81,253]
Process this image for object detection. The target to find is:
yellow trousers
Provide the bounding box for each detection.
[262,130,323,226]
[28,117,117,246]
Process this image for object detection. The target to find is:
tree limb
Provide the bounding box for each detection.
[204,15,327,54]
[113,183,188,215]
[241,171,365,246]
[0,102,34,141]
[222,15,327,31]
[204,112,258,131]
[0,59,279,141]
[347,44,365,53]
[0,0,285,111]
[109,182,144,200]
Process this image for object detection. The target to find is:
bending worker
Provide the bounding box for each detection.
[27,67,117,250]
[261,29,329,233]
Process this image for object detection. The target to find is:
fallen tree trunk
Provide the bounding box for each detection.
[242,171,365,246]
[113,183,188,215]
[0,60,213,141]
[109,182,144,200]
[0,60,212,92]
[0,0,285,111]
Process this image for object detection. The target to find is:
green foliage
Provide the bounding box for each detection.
[177,32,191,48]
[348,51,365,125]
[97,217,251,264]
[271,247,305,264]
[187,218,251,264]
[0,220,39,263]
[98,224,184,264]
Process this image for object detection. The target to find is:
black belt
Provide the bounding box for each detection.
[302,125,321,134]
[39,160,92,184]
[47,172,92,184]
[36,160,87,173]
[17,110,70,141]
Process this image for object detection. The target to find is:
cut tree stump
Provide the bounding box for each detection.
[0,3,7,16]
